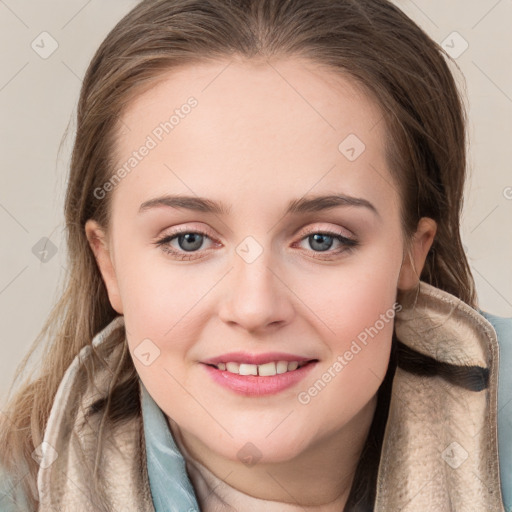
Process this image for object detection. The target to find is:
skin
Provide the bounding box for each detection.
[86,57,436,510]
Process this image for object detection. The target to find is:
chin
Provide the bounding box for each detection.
[207,427,311,465]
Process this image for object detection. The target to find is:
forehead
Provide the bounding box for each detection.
[110,57,396,218]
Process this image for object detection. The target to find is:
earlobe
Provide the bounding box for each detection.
[84,219,124,314]
[397,217,437,291]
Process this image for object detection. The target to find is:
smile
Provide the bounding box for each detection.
[201,360,318,396]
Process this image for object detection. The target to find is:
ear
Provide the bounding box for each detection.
[85,219,124,314]
[397,217,437,291]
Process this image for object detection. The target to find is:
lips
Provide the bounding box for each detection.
[200,351,319,396]
[202,359,318,396]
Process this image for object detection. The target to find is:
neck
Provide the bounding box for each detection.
[167,394,378,511]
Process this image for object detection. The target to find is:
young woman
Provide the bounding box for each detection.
[1,0,510,510]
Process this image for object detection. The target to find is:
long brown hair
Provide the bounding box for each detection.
[0,1,476,509]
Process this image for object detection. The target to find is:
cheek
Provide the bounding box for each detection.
[115,252,203,391]
[296,294,395,434]
[115,241,205,338]
[293,244,400,417]
[302,242,402,337]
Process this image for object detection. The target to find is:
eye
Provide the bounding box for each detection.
[294,228,359,260]
[154,228,217,261]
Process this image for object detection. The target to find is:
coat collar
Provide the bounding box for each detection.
[36,281,505,511]
[374,282,504,510]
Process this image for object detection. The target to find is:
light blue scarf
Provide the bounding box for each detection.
[480,310,512,512]
[140,381,201,512]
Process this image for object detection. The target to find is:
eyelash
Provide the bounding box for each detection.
[154,226,359,261]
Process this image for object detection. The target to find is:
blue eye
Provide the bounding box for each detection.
[155,230,214,260]
[171,232,205,252]
[295,229,359,260]
[305,232,350,252]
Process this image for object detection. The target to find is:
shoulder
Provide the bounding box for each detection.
[480,310,512,339]
[478,308,512,405]
[479,310,512,381]
[478,310,512,512]
[0,462,32,511]
[478,309,512,373]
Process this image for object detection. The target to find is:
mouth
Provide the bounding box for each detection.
[200,357,319,396]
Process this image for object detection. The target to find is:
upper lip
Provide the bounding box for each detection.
[202,352,317,366]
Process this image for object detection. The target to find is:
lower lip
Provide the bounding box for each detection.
[201,361,317,396]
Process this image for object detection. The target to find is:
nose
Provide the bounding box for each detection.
[218,248,295,334]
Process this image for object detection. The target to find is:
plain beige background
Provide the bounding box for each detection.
[1,0,511,403]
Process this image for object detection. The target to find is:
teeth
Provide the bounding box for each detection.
[258,362,277,376]
[276,361,288,374]
[239,363,258,376]
[217,360,307,375]
[226,362,240,373]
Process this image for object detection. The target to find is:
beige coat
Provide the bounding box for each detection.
[36,281,505,511]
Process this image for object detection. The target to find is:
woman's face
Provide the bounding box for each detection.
[86,57,432,465]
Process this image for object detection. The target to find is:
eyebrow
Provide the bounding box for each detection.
[138,193,379,217]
